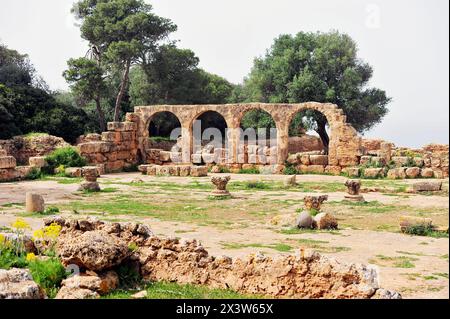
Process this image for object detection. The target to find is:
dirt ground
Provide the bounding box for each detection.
[0,173,448,299]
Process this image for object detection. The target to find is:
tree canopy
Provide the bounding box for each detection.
[0,44,91,142]
[233,31,391,150]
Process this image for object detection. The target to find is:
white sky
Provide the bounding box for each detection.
[0,0,448,147]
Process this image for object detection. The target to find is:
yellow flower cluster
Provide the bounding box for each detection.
[11,218,31,230]
[0,233,5,245]
[32,223,61,241]
[26,252,37,262]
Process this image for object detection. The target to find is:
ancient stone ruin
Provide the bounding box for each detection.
[78,166,101,192]
[76,102,362,174]
[45,217,400,299]
[344,179,365,202]
[296,195,338,230]
[210,175,231,198]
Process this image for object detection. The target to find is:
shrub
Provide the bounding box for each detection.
[283,164,299,175]
[244,181,269,189]
[239,167,260,174]
[0,247,28,269]
[25,167,43,180]
[403,225,448,238]
[43,147,86,175]
[28,258,68,298]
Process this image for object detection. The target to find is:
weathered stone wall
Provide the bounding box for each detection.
[0,146,34,182]
[77,118,139,173]
[0,134,69,165]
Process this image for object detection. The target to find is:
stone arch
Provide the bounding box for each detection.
[130,103,361,167]
[189,110,230,157]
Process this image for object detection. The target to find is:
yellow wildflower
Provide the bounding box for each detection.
[26,252,37,262]
[0,234,5,244]
[33,229,44,241]
[11,218,31,230]
[43,223,61,240]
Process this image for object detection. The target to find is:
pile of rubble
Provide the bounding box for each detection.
[34,217,400,299]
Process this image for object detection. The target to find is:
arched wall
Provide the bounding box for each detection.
[132,103,362,166]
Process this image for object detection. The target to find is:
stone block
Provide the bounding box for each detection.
[147,165,158,176]
[412,181,442,192]
[159,151,171,162]
[0,156,16,169]
[309,155,328,166]
[363,168,384,179]
[192,154,202,164]
[420,168,434,178]
[325,165,342,175]
[105,160,124,173]
[179,165,191,177]
[392,156,409,167]
[343,167,360,178]
[190,166,208,177]
[299,165,325,174]
[26,192,44,213]
[65,167,82,178]
[387,168,406,179]
[405,167,421,179]
[78,142,111,154]
[300,155,310,165]
[107,121,136,132]
[0,149,7,157]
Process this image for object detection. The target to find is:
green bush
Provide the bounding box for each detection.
[28,258,68,298]
[0,248,27,269]
[43,147,86,175]
[25,167,43,180]
[238,167,260,174]
[244,181,269,189]
[283,163,299,175]
[403,225,448,238]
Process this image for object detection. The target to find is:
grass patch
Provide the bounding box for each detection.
[103,281,260,299]
[369,255,418,268]
[221,242,293,252]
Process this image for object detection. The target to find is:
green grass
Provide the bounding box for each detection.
[369,255,418,268]
[103,281,261,299]
[221,242,293,252]
[328,200,398,214]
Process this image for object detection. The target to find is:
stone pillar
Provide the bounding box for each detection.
[181,125,192,164]
[227,126,240,164]
[210,176,231,198]
[380,142,392,164]
[25,192,45,213]
[276,124,289,165]
[344,179,365,202]
[78,166,100,192]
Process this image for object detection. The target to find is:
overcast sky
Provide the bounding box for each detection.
[0,0,448,147]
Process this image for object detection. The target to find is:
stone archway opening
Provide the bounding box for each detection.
[147,111,181,152]
[288,109,328,155]
[191,111,228,164]
[238,109,278,165]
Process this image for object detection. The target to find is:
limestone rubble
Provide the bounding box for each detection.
[49,217,401,299]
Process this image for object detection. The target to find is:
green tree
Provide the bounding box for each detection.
[1,43,90,143]
[72,0,177,121]
[235,31,391,150]
[63,58,108,131]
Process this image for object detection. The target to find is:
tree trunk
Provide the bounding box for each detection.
[114,59,131,122]
[316,119,330,154]
[95,97,106,132]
